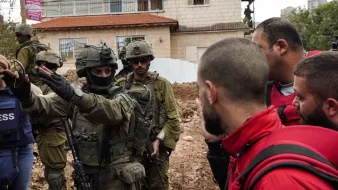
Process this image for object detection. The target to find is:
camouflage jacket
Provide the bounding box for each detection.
[15,40,49,86]
[23,86,140,167]
[114,71,180,150]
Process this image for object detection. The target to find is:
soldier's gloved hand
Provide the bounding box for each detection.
[37,66,75,102]
[1,69,31,102]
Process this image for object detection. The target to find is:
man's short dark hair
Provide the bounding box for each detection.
[294,51,338,101]
[256,17,303,51]
[199,38,269,103]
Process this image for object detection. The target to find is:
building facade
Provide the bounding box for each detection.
[308,0,327,10]
[34,0,249,71]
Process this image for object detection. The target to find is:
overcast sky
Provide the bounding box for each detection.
[0,0,333,24]
[242,0,308,22]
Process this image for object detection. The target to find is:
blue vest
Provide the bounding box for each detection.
[0,88,34,148]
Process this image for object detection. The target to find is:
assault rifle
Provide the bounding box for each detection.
[128,81,165,186]
[61,118,92,190]
[146,133,165,187]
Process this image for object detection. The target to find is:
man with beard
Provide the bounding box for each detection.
[252,17,306,126]
[293,52,338,130]
[197,38,338,190]
[203,18,323,189]
[115,40,180,190]
[1,44,146,189]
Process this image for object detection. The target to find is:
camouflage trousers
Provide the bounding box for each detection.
[142,147,170,190]
[36,128,68,190]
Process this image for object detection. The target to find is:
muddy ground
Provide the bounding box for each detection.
[29,82,219,190]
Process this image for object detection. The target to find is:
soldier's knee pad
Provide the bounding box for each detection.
[44,167,66,190]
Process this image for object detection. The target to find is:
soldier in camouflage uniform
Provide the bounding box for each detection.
[2,44,146,190]
[34,51,68,190]
[14,24,50,87]
[115,40,181,190]
[15,24,67,190]
[115,47,133,80]
[31,30,40,42]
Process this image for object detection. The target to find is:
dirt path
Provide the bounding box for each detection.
[29,82,219,190]
[169,100,219,190]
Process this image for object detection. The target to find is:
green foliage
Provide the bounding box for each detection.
[0,22,19,59]
[243,17,250,26]
[290,1,338,51]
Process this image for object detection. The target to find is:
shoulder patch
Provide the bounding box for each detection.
[114,76,127,86]
[107,85,124,96]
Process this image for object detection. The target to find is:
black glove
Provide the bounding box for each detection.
[1,70,31,102]
[38,70,75,102]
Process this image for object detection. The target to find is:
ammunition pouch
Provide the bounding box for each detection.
[115,162,145,184]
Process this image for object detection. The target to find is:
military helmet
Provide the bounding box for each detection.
[76,43,118,78]
[126,40,155,61]
[119,46,126,60]
[14,24,33,37]
[35,50,63,68]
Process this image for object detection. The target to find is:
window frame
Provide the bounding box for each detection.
[43,0,164,17]
[188,0,210,6]
[59,38,88,63]
[194,0,204,5]
[116,36,146,59]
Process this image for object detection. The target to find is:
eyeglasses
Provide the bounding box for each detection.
[129,57,150,65]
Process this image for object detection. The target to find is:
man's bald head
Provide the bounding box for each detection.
[198,38,269,103]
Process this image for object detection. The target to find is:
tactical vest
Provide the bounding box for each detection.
[0,88,34,147]
[0,89,34,187]
[71,87,148,172]
[125,72,167,139]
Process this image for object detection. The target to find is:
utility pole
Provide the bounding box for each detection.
[20,0,26,24]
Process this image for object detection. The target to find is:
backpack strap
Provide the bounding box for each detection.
[15,41,34,58]
[125,73,133,90]
[249,160,338,190]
[265,81,287,124]
[237,144,338,190]
[277,105,286,124]
[224,168,231,190]
[265,81,274,106]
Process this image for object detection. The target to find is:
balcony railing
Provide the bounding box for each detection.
[42,0,163,17]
